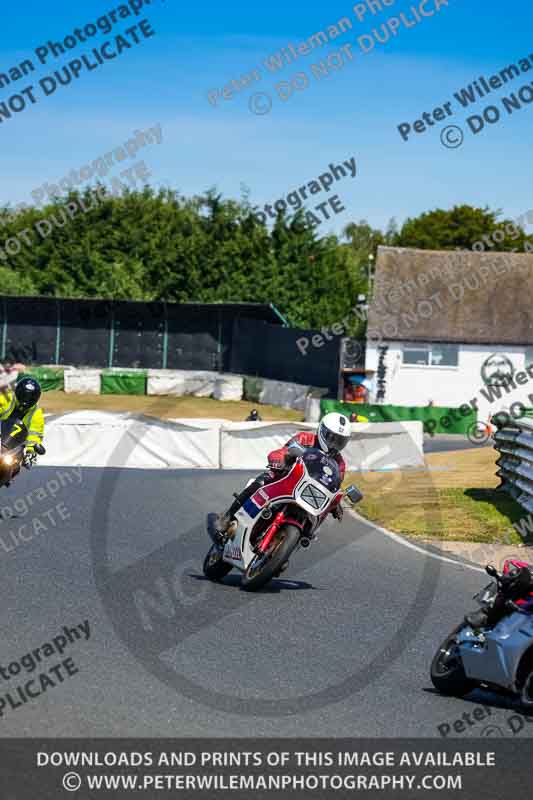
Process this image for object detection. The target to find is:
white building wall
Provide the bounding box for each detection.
[366,341,533,424]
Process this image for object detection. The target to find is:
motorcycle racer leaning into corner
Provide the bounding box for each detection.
[215,412,351,541]
[0,377,45,472]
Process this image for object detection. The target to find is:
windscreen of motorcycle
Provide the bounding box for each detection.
[301,448,341,493]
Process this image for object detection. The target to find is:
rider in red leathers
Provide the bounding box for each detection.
[216,413,351,539]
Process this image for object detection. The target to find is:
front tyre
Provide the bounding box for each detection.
[203,544,233,582]
[430,624,477,697]
[241,525,300,592]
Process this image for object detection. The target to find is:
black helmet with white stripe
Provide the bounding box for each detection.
[14,377,41,414]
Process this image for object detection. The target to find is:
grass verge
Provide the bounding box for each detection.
[41,391,304,422]
[347,446,529,545]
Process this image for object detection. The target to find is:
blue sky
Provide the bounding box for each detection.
[1,0,533,235]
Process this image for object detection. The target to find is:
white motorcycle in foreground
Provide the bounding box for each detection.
[204,441,363,591]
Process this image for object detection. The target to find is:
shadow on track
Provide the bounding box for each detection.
[189,572,317,593]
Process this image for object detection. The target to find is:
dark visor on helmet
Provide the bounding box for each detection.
[323,430,349,452]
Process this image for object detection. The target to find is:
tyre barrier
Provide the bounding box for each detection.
[493,416,533,514]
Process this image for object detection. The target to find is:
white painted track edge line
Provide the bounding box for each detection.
[349,510,485,574]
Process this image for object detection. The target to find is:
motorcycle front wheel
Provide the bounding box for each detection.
[203,544,233,582]
[430,624,477,696]
[241,525,300,592]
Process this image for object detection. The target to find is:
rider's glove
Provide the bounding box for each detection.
[332,504,344,522]
[23,450,35,469]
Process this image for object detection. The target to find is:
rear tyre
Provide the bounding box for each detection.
[431,624,477,696]
[241,525,300,592]
[520,669,533,712]
[203,544,233,582]
[516,649,533,712]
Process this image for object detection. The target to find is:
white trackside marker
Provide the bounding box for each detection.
[350,511,485,574]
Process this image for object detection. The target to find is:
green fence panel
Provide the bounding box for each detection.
[19,367,65,392]
[101,371,147,396]
[320,400,476,435]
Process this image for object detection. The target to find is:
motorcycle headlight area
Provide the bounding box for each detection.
[1,454,14,465]
[300,483,328,510]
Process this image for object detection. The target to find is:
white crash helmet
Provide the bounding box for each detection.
[317,412,351,454]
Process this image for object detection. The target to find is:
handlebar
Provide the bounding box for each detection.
[486,564,513,587]
[486,564,532,607]
[505,599,528,615]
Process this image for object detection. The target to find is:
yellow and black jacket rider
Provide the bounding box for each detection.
[0,388,45,453]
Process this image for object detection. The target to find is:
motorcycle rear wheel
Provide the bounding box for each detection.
[203,544,233,582]
[430,624,477,696]
[241,525,300,592]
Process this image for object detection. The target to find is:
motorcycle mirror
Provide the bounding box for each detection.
[486,565,499,578]
[34,444,46,456]
[346,485,363,505]
[287,441,306,458]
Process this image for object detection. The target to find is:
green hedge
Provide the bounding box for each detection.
[320,400,476,435]
[243,376,263,403]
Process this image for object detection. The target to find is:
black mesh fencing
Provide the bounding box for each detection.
[0,297,344,396]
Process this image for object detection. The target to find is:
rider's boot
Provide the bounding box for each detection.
[464,609,489,629]
[215,471,275,543]
[215,511,232,535]
[214,512,237,544]
[465,594,507,630]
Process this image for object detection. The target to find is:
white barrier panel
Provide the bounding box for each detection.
[40,411,221,469]
[213,375,244,402]
[147,370,219,397]
[219,421,424,471]
[220,422,313,470]
[147,371,188,396]
[343,421,424,471]
[259,380,311,411]
[64,369,101,394]
[39,413,423,471]
[304,396,321,423]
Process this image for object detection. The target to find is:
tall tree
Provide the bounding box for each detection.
[396,205,531,251]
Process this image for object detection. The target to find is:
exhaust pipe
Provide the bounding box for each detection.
[300,537,311,549]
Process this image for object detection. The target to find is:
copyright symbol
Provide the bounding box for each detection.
[249,92,272,116]
[480,724,505,737]
[467,422,491,446]
[441,125,464,149]
[63,772,82,792]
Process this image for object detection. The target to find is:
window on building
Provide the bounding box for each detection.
[430,344,459,367]
[403,346,430,366]
[403,344,458,367]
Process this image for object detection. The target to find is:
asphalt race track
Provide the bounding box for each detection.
[425,435,490,454]
[0,466,530,740]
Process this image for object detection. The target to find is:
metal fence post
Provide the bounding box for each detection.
[162,302,168,369]
[55,299,61,365]
[217,308,223,372]
[1,298,6,361]
[108,308,115,368]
